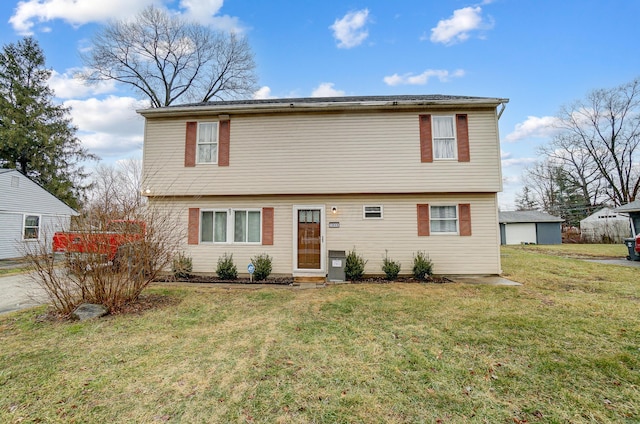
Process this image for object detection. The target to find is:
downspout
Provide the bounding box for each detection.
[497,101,508,120]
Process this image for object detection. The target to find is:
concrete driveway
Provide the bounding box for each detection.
[0,272,48,315]
[583,258,640,267]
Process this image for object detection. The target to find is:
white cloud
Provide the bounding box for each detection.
[311,83,345,97]
[330,9,370,49]
[179,0,242,31]
[49,69,117,99]
[252,86,274,100]
[64,96,147,155]
[383,69,465,86]
[430,6,492,45]
[10,0,158,34]
[10,0,242,35]
[504,116,561,143]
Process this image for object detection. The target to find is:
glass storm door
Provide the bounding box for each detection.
[297,209,321,269]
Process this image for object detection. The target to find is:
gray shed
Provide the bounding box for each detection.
[0,169,78,259]
[499,210,564,245]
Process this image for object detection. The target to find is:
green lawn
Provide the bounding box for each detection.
[0,245,638,423]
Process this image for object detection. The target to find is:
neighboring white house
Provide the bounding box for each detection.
[580,207,630,243]
[499,210,564,245]
[0,169,78,259]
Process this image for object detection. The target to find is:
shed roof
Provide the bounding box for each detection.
[499,210,564,224]
[615,200,640,213]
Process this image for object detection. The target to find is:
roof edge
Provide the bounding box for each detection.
[137,95,509,117]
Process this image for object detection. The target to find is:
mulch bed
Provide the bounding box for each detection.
[154,275,452,285]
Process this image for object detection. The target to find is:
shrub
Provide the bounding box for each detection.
[171,252,192,279]
[216,253,238,280]
[251,253,272,281]
[345,249,367,281]
[381,250,401,280]
[412,251,433,280]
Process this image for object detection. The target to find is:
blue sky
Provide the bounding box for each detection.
[2,0,640,209]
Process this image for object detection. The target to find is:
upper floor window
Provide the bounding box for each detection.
[23,214,40,240]
[197,122,218,164]
[430,205,458,234]
[432,116,456,160]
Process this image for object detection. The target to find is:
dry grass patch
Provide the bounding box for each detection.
[0,248,639,423]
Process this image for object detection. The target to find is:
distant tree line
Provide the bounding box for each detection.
[515,78,640,227]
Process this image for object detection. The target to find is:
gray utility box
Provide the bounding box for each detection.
[328,250,346,282]
[624,238,640,261]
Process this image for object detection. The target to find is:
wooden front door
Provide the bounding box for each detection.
[297,209,321,269]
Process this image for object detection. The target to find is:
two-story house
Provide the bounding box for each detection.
[139,95,508,279]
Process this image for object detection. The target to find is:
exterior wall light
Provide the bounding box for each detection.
[331,206,338,214]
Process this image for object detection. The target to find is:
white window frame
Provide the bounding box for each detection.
[233,209,262,244]
[432,115,457,160]
[23,214,41,240]
[430,205,459,235]
[200,208,261,244]
[200,209,229,244]
[363,205,383,219]
[196,122,219,164]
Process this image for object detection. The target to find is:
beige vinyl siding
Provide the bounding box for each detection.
[143,110,502,197]
[150,193,501,276]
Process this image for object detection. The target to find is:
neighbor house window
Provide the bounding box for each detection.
[430,206,458,233]
[23,215,40,240]
[432,116,456,159]
[197,122,218,164]
[363,205,383,219]
[200,209,260,243]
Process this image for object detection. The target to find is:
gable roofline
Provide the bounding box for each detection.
[137,94,509,118]
[499,210,564,224]
[0,168,79,216]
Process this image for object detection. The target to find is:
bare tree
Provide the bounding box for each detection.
[85,159,145,224]
[555,78,640,205]
[81,6,258,107]
[539,133,605,210]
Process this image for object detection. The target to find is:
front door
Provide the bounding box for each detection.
[297,208,322,270]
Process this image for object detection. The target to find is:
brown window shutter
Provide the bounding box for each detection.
[218,119,230,166]
[417,204,430,236]
[459,203,472,236]
[262,207,274,245]
[185,122,197,167]
[419,115,433,163]
[456,114,469,162]
[188,208,200,244]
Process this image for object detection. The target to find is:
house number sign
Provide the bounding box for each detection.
[328,222,340,228]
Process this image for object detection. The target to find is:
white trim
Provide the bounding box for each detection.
[432,114,458,161]
[199,208,262,244]
[196,121,219,164]
[292,205,326,276]
[22,213,41,241]
[363,205,383,219]
[429,204,459,235]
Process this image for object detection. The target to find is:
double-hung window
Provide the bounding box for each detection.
[432,116,456,160]
[197,122,218,164]
[430,205,458,234]
[23,214,40,240]
[201,209,261,243]
[234,210,261,243]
